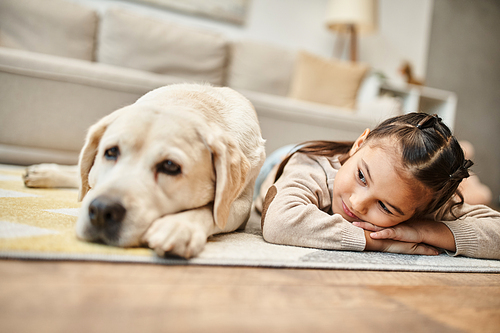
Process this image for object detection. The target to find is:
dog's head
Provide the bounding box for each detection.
[75,104,250,247]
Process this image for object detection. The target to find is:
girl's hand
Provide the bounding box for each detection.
[354,220,424,243]
[354,220,456,253]
[362,230,440,255]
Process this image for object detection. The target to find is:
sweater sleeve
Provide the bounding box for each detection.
[435,203,500,260]
[261,153,366,251]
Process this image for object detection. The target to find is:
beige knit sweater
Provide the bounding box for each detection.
[260,153,500,260]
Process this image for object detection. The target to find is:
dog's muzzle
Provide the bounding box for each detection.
[87,195,126,243]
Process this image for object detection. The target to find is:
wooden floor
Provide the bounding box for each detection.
[1,260,499,333]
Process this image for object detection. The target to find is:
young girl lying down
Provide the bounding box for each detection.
[257,113,500,260]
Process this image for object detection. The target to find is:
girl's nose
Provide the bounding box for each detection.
[350,192,368,215]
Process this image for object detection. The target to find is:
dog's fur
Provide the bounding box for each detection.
[23,84,266,258]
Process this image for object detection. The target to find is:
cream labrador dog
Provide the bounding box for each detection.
[23,84,266,258]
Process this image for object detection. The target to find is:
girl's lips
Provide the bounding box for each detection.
[342,201,360,220]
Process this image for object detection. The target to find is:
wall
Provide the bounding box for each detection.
[73,0,432,82]
[360,0,433,82]
[426,0,500,207]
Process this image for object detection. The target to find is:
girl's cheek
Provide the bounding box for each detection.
[365,211,391,228]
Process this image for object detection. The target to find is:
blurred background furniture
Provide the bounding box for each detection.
[0,0,456,165]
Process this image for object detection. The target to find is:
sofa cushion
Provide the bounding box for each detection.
[289,51,369,109]
[0,0,98,61]
[98,8,228,86]
[227,40,296,96]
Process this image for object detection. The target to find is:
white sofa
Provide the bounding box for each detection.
[0,0,400,165]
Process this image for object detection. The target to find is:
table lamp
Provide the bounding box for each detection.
[326,0,377,62]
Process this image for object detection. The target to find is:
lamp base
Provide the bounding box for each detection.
[332,24,358,62]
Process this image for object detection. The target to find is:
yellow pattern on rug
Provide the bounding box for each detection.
[0,165,153,257]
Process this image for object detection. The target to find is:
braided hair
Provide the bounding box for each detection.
[367,113,473,216]
[275,112,473,217]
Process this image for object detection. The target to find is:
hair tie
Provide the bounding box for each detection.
[463,159,474,169]
[416,114,440,130]
[449,159,474,181]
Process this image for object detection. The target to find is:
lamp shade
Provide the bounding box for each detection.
[326,0,377,34]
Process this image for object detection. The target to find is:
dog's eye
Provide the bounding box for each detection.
[157,160,181,175]
[104,146,120,160]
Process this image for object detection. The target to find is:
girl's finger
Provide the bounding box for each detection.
[370,228,396,239]
[352,221,384,232]
[370,225,421,243]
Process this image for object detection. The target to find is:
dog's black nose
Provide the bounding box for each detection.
[88,195,126,228]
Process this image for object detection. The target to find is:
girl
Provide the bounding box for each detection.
[257,113,500,260]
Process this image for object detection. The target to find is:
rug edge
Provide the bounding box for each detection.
[2,251,500,273]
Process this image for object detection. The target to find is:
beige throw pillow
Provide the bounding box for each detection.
[227,40,296,96]
[0,0,98,61]
[289,51,369,109]
[97,8,228,86]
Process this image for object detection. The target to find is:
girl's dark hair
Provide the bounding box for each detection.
[275,112,473,217]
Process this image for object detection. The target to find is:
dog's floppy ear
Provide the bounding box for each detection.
[204,128,251,230]
[78,109,124,201]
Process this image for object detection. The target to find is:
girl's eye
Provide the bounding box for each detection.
[157,160,181,176]
[357,169,366,184]
[104,146,120,160]
[379,201,393,215]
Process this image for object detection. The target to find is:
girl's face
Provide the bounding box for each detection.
[332,131,429,228]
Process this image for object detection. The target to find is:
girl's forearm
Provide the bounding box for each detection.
[415,220,456,252]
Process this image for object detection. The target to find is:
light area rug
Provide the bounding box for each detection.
[1,164,499,273]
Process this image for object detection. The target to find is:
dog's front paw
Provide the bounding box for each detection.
[23,164,60,188]
[23,164,78,188]
[143,215,208,259]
